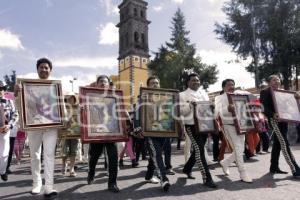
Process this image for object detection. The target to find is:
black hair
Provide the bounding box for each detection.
[221,79,235,88]
[266,74,280,83]
[96,75,111,84]
[146,76,160,86]
[185,73,200,87]
[36,58,52,70]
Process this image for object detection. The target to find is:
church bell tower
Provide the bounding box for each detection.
[117,0,150,108]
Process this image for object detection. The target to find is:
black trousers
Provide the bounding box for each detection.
[6,137,16,171]
[256,131,270,152]
[163,138,172,170]
[145,137,168,182]
[269,119,299,173]
[88,143,118,186]
[212,133,220,161]
[134,138,147,161]
[183,125,212,182]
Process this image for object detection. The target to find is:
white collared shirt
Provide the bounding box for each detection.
[179,88,209,125]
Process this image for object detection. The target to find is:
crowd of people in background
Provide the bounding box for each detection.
[1,58,300,199]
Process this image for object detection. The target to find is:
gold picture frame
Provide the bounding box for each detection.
[17,78,65,130]
[139,87,180,138]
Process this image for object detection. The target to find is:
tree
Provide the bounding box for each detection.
[215,0,300,89]
[148,8,218,91]
[4,70,16,92]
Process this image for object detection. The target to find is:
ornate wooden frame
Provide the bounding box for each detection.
[139,87,179,138]
[271,89,300,123]
[80,87,128,143]
[17,78,65,130]
[193,101,217,134]
[227,93,255,134]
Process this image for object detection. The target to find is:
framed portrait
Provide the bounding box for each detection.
[271,89,300,123]
[139,87,179,137]
[80,87,128,143]
[227,94,255,134]
[18,78,65,130]
[58,102,81,139]
[193,101,217,134]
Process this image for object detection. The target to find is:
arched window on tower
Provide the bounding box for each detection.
[125,32,129,47]
[134,32,139,43]
[134,8,138,17]
[141,33,145,45]
[140,10,145,18]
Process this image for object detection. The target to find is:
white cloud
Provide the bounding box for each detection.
[54,56,118,69]
[198,49,255,92]
[153,5,164,12]
[99,0,118,16]
[0,29,24,50]
[171,0,185,4]
[98,22,119,45]
[56,75,96,94]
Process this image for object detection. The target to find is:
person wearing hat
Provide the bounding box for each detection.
[0,81,18,182]
[251,100,270,154]
[244,100,261,159]
[14,58,60,198]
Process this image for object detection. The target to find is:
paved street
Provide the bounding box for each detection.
[1,143,300,200]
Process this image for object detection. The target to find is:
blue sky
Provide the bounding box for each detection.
[0,0,255,93]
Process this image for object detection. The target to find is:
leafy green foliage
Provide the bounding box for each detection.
[148,8,218,91]
[4,70,16,92]
[215,0,300,89]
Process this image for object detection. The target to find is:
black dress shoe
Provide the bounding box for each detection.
[119,160,124,167]
[108,185,120,193]
[204,180,218,188]
[87,174,94,185]
[270,169,288,174]
[293,170,300,178]
[131,160,139,168]
[44,191,58,199]
[1,174,8,181]
[183,170,195,179]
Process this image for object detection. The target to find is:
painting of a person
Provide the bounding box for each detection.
[88,96,119,135]
[25,85,60,125]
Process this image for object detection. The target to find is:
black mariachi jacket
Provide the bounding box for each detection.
[259,87,275,119]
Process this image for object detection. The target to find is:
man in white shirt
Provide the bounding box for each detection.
[214,79,252,183]
[180,73,217,188]
[15,58,59,197]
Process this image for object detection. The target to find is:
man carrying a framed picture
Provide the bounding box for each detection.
[180,73,217,188]
[214,79,252,183]
[260,75,300,178]
[139,76,172,192]
[14,58,59,198]
[87,75,120,193]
